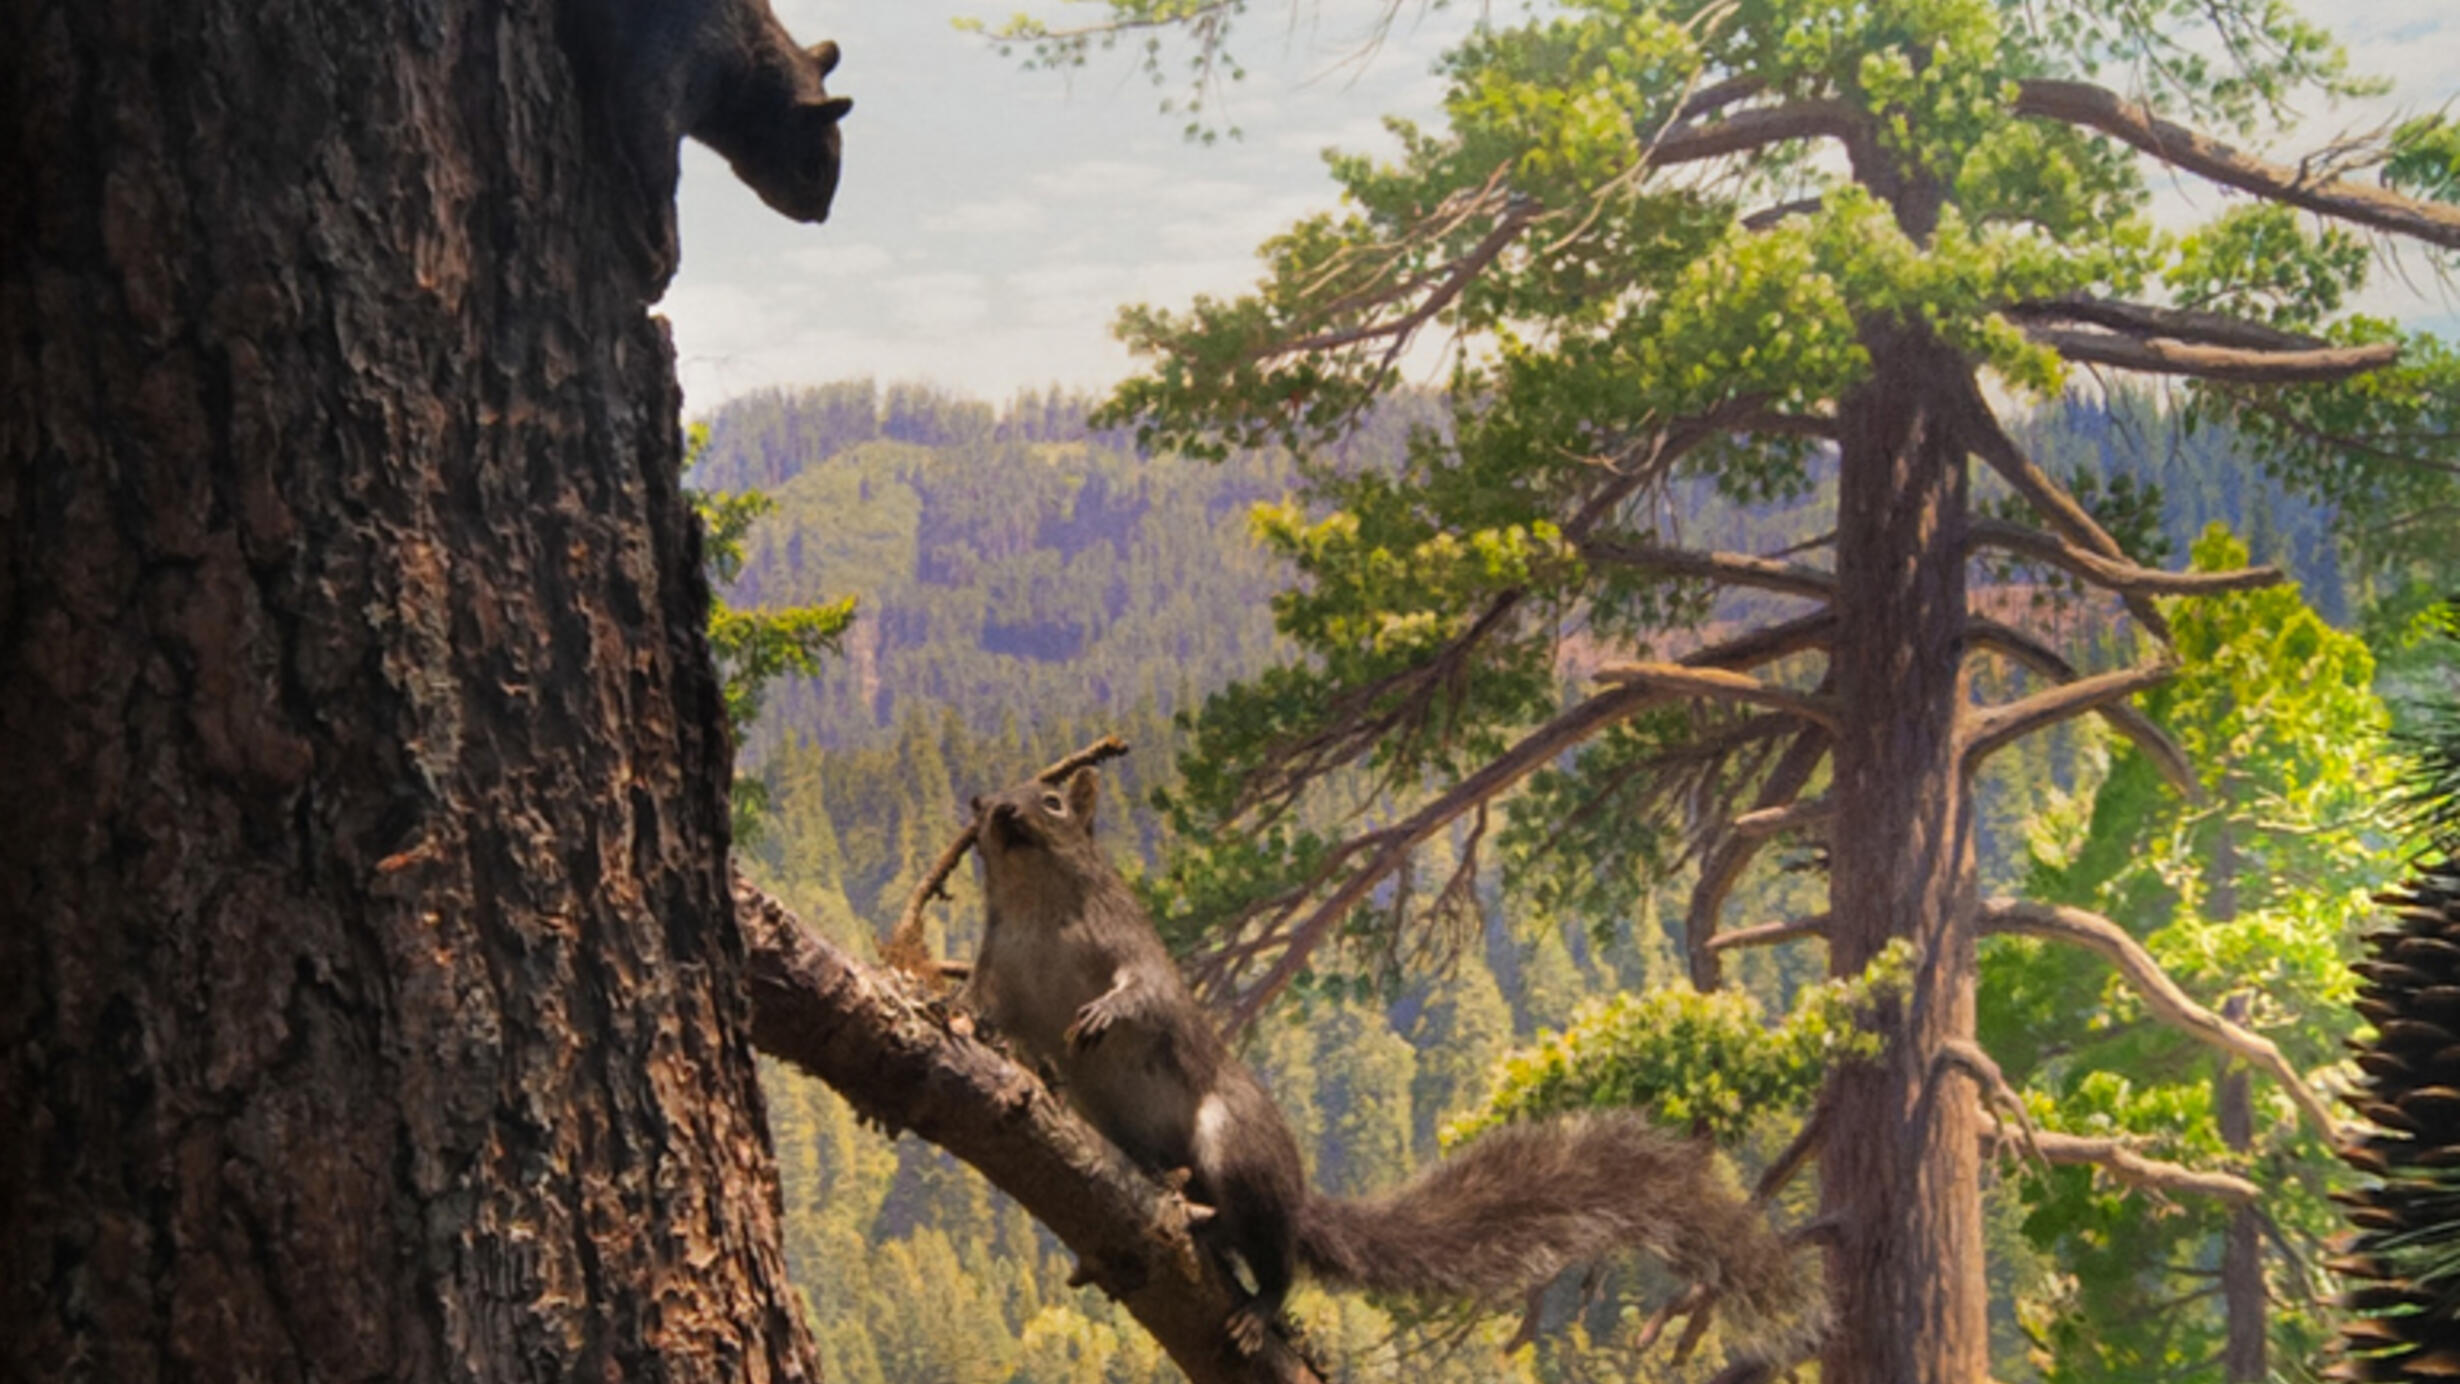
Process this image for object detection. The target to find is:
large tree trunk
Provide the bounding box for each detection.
[1819,326,1989,1384]
[0,2,817,1379]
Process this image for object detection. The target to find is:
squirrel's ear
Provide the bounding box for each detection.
[807,39,841,76]
[1064,767,1098,828]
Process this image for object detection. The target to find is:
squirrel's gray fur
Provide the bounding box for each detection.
[967,768,1827,1358]
[575,0,850,234]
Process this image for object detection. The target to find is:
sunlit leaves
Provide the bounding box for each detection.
[1451,940,1911,1146]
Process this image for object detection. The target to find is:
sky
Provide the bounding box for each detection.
[661,1,2460,415]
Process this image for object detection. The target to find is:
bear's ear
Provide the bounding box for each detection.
[806,39,840,76]
[1063,767,1099,831]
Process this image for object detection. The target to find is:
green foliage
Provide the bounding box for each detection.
[1455,941,1910,1146]
[686,420,857,842]
[1980,524,2398,1380]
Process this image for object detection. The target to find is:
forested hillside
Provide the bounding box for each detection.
[704,380,2364,1382]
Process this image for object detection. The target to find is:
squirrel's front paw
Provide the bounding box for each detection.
[1064,995,1119,1050]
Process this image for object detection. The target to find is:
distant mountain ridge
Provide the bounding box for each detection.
[691,380,2347,767]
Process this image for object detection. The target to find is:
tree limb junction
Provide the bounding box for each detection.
[1977,898,2343,1141]
[2012,79,2460,251]
[1967,517,2286,597]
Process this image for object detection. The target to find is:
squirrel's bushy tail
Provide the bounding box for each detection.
[1294,1112,1825,1360]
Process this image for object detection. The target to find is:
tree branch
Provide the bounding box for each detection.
[884,736,1133,974]
[1686,726,1830,988]
[1705,914,1831,954]
[2025,327,2398,383]
[1946,380,2174,641]
[2002,296,2327,353]
[1223,611,1836,1029]
[1732,795,1833,839]
[1964,617,2199,801]
[737,877,1322,1384]
[1592,663,1840,731]
[1984,1124,2261,1205]
[1967,516,2286,596]
[1579,537,1837,600]
[2012,79,2460,251]
[1977,898,2344,1141]
[1939,1040,2045,1171]
[1961,663,2175,769]
[1270,195,1543,361]
[1650,100,1862,166]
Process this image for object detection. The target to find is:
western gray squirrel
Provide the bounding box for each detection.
[572,0,850,268]
[966,767,1826,1358]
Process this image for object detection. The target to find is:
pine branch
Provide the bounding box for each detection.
[2025,327,2398,383]
[2001,296,2327,353]
[1967,516,2286,596]
[1592,663,1840,730]
[1685,725,1830,988]
[1578,537,1837,599]
[1961,662,2175,768]
[1987,1125,2261,1205]
[1977,898,2344,1140]
[1649,100,1862,166]
[1964,617,2199,800]
[1705,914,1832,954]
[1948,382,2174,641]
[1221,611,1836,1029]
[1732,795,1833,838]
[737,876,1323,1384]
[2012,79,2460,251]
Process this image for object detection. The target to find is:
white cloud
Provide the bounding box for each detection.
[922,197,1052,235]
[884,272,994,332]
[664,0,2460,417]
[781,242,896,279]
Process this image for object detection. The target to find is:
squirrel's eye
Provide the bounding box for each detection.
[1041,793,1067,815]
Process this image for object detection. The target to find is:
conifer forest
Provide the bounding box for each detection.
[7,3,2460,1384]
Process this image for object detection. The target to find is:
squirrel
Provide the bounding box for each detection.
[571,0,852,268]
[965,767,1827,1359]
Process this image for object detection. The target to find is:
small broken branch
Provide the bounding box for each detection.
[1753,1094,1828,1207]
[884,736,1131,974]
[1978,898,2344,1140]
[1964,617,2199,800]
[738,876,1322,1383]
[1967,516,2286,597]
[2012,79,2460,251]
[1705,914,1831,954]
[2024,327,2398,384]
[1593,663,1840,731]
[1731,796,1832,839]
[1961,662,2175,769]
[1938,1040,2045,1172]
[1579,537,1837,600]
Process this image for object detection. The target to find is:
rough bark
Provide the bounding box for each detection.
[0,2,814,1379]
[1819,326,1989,1384]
